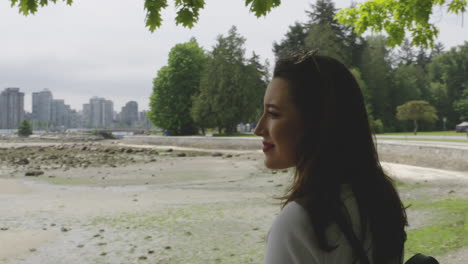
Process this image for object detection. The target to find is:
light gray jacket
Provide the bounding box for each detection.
[264,186,375,264]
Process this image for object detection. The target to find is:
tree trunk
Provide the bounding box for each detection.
[413,119,418,135]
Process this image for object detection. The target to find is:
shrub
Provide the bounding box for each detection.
[91,129,116,139]
[17,120,33,137]
[370,119,384,134]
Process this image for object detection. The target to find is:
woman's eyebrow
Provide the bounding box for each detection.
[265,104,280,110]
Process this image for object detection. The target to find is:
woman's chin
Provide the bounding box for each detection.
[264,159,294,170]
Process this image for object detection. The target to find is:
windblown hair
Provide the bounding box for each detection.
[274,53,407,264]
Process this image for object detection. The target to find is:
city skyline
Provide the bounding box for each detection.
[1,0,467,112]
[2,87,145,114]
[0,87,148,129]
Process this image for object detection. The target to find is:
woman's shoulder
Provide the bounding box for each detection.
[269,201,314,239]
[270,187,363,242]
[278,186,356,221]
[282,201,308,217]
[265,202,320,263]
[273,186,356,230]
[276,201,311,226]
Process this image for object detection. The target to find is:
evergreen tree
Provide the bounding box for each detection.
[304,0,349,64]
[359,36,394,131]
[393,64,430,104]
[306,0,365,67]
[244,52,269,122]
[427,82,449,117]
[430,42,445,58]
[190,86,214,135]
[306,0,343,39]
[453,89,468,121]
[18,120,33,137]
[341,22,366,68]
[427,42,468,127]
[273,22,308,58]
[415,47,430,69]
[305,23,348,64]
[273,0,365,67]
[193,26,266,134]
[350,68,384,133]
[397,39,416,66]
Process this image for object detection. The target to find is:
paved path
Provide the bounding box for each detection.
[376,134,468,140]
[376,139,468,151]
[124,135,468,151]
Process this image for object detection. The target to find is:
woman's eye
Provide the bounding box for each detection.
[267,111,279,117]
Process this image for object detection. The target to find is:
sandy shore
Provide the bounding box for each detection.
[0,139,467,264]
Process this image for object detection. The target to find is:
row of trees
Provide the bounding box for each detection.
[148,0,467,135]
[273,0,468,133]
[148,28,268,135]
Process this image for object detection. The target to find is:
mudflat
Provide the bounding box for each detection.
[0,139,466,264]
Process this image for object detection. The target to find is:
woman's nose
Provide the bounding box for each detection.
[254,117,264,136]
[254,125,261,136]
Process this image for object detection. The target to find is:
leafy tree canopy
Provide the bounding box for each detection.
[396,100,438,134]
[427,41,468,125]
[336,0,467,48]
[9,0,281,31]
[397,100,438,122]
[453,89,468,121]
[148,39,206,135]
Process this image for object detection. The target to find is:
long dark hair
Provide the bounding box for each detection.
[274,52,407,264]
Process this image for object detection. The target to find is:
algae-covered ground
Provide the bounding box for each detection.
[0,140,466,264]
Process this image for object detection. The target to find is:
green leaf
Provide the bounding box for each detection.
[245,0,279,17]
[336,0,466,47]
[144,0,168,32]
[12,0,72,15]
[173,0,205,28]
[9,0,280,31]
[10,0,20,8]
[448,0,467,14]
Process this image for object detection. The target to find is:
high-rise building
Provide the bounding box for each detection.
[50,99,68,127]
[139,110,152,128]
[0,88,25,129]
[103,100,113,128]
[88,97,114,128]
[120,101,139,126]
[32,89,78,130]
[32,89,53,126]
[68,109,80,128]
[90,97,102,128]
[82,103,91,127]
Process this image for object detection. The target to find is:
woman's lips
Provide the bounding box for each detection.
[262,142,275,152]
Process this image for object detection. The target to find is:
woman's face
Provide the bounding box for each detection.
[254,77,303,169]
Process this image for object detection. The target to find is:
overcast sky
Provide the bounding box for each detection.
[1,0,468,112]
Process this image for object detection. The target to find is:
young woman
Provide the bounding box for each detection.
[254,51,408,264]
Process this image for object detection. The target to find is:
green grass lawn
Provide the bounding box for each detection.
[377,137,468,143]
[404,199,468,261]
[378,131,464,136]
[212,132,257,137]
